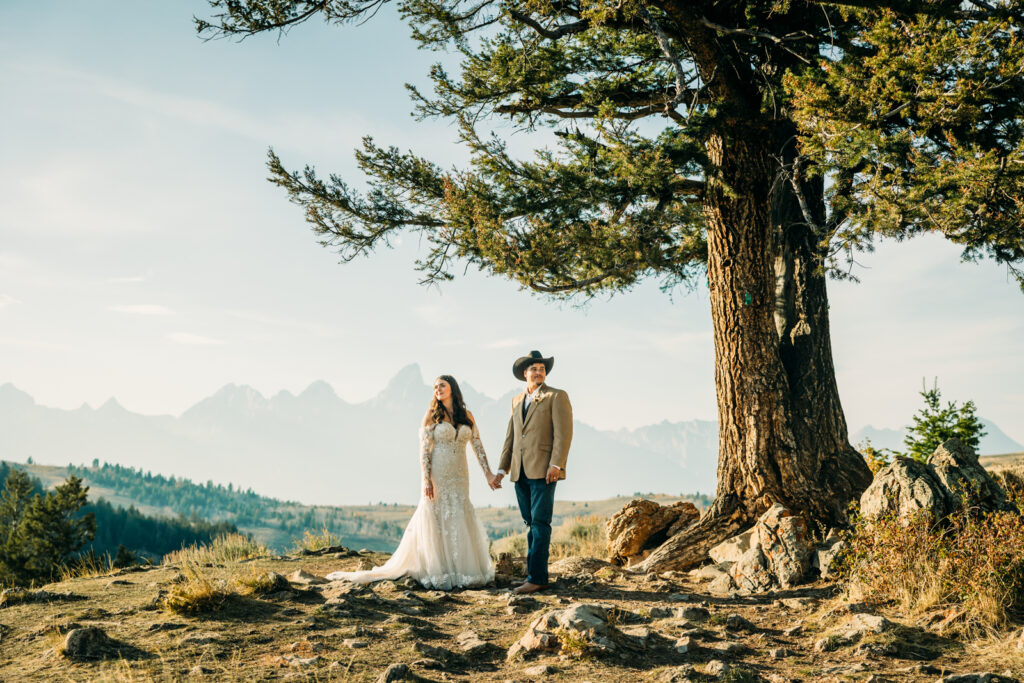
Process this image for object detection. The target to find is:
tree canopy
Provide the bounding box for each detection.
[199,0,1024,294]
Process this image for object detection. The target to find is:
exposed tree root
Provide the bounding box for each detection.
[635,495,750,574]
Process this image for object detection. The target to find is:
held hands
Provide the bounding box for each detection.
[488,473,504,490]
[424,481,435,500]
[545,466,560,484]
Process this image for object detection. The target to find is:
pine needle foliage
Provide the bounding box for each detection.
[903,379,987,462]
[197,0,1024,293]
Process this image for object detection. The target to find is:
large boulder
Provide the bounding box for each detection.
[606,499,699,567]
[928,439,1010,513]
[861,439,1009,524]
[726,504,814,592]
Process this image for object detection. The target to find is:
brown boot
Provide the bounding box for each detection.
[512,582,548,595]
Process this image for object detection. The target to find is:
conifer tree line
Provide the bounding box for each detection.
[65,462,405,549]
[0,462,238,587]
[198,0,1024,571]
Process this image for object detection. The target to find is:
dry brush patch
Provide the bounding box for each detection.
[838,491,1024,637]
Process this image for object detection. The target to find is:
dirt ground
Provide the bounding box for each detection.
[1,551,1022,682]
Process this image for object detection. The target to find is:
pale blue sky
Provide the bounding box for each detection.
[1,1,1022,445]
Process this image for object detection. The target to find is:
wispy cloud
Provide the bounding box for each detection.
[110,305,173,316]
[108,276,146,284]
[168,332,223,346]
[0,294,21,308]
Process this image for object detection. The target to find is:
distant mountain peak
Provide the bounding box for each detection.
[0,383,35,410]
[298,380,339,401]
[98,397,126,413]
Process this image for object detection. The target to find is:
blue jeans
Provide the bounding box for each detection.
[514,476,557,585]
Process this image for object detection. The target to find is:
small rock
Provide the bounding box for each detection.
[106,579,131,587]
[376,663,410,682]
[704,659,730,676]
[712,640,744,654]
[287,569,327,585]
[938,675,1013,683]
[649,606,674,619]
[1016,628,1024,650]
[357,558,375,570]
[283,654,322,667]
[710,529,757,564]
[411,658,444,669]
[181,632,222,646]
[707,573,735,595]
[674,635,694,654]
[343,639,368,649]
[189,665,214,675]
[523,664,555,676]
[778,596,819,610]
[606,499,700,566]
[676,606,710,622]
[659,665,697,682]
[769,647,789,659]
[843,613,896,640]
[724,613,756,631]
[146,622,186,632]
[456,630,491,654]
[62,627,118,661]
[413,641,456,662]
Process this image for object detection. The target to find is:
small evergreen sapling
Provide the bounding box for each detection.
[903,380,987,462]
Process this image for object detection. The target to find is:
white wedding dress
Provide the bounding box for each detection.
[325,421,495,589]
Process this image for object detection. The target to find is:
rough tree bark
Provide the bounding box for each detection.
[636,128,872,573]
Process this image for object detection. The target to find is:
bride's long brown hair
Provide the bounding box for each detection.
[430,374,473,429]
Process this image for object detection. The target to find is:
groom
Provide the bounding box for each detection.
[490,350,573,594]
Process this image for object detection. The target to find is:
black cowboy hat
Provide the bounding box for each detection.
[513,350,554,381]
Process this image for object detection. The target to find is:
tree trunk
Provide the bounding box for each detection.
[637,128,871,574]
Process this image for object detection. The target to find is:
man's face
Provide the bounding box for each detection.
[525,362,546,386]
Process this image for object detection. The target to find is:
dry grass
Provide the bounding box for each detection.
[233,566,288,596]
[160,561,232,614]
[490,515,607,561]
[59,552,117,582]
[163,533,267,566]
[839,487,1024,636]
[292,526,343,554]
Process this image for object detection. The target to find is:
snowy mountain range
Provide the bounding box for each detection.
[1,365,1018,506]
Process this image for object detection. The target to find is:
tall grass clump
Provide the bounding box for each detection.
[164,532,267,566]
[292,526,343,554]
[839,487,1024,635]
[491,515,607,561]
[161,561,231,614]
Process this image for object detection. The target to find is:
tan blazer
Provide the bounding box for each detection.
[499,384,573,482]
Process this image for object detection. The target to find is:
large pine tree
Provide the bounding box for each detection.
[198,0,1024,570]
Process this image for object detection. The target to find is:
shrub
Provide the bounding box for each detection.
[838,493,1024,635]
[857,438,895,475]
[902,379,986,462]
[161,561,231,614]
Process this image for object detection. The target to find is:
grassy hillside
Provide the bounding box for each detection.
[13,459,713,554]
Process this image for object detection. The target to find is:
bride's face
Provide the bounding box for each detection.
[433,378,452,402]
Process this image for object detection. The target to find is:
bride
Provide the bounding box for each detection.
[326,374,497,589]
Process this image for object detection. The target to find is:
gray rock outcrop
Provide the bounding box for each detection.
[713,504,814,592]
[860,439,1010,523]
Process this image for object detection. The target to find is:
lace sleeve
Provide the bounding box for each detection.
[470,421,493,478]
[419,425,434,485]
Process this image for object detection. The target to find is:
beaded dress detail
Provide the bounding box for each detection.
[325,422,495,589]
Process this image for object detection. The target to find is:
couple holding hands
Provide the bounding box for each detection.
[326,350,573,595]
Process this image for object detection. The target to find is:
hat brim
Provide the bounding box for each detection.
[513,355,554,381]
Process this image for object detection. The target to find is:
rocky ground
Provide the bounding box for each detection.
[1,549,1022,682]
